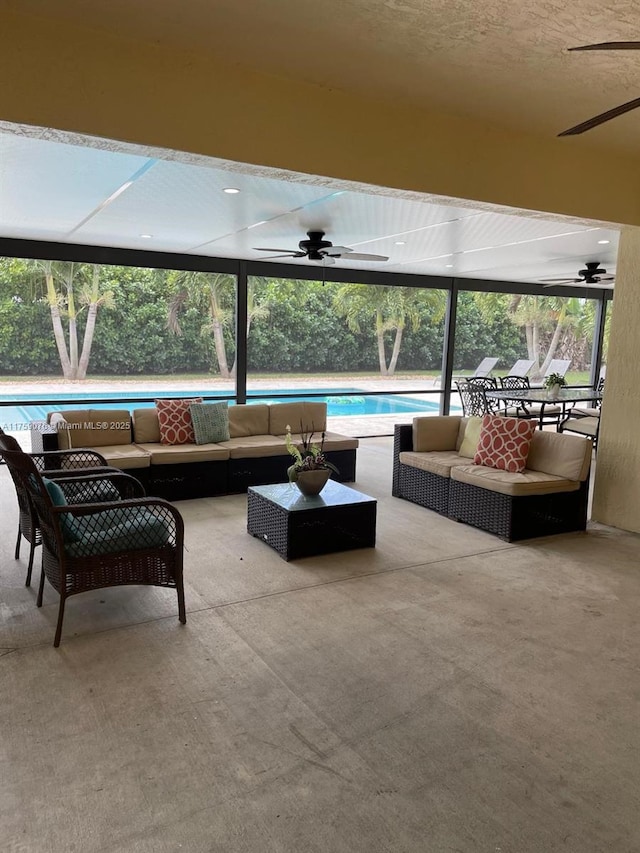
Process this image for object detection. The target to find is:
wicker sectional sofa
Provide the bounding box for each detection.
[33,401,358,501]
[392,416,592,541]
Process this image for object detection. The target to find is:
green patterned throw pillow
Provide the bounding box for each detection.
[189,401,230,445]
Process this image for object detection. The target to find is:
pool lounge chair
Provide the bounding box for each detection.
[507,359,535,378]
[543,359,571,380]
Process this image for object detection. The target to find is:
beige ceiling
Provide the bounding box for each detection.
[9,0,640,154]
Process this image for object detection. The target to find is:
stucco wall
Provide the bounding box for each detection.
[1,8,640,227]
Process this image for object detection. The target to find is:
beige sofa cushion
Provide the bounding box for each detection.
[216,435,289,459]
[527,430,592,481]
[132,408,161,443]
[451,464,580,497]
[269,402,327,436]
[135,443,230,465]
[97,444,152,470]
[413,416,462,452]
[229,404,269,438]
[50,409,132,449]
[400,450,470,478]
[287,430,358,452]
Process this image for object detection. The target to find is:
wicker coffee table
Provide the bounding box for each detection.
[247,480,377,561]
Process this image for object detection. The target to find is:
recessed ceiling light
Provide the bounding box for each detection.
[394,240,406,245]
[139,234,153,239]
[223,187,240,194]
[597,239,610,244]
[445,264,453,268]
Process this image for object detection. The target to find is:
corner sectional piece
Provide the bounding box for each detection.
[393,417,592,541]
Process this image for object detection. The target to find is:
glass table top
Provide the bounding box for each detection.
[486,388,602,404]
[249,480,376,511]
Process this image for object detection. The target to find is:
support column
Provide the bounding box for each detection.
[592,226,640,531]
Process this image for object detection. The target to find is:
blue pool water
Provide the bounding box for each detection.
[0,387,446,429]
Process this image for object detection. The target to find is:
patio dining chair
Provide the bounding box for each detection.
[455,381,494,417]
[566,377,605,419]
[1,445,186,647]
[0,430,122,587]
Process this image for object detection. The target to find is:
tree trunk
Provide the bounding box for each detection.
[375,310,388,375]
[45,269,72,379]
[231,314,254,378]
[211,319,230,378]
[539,312,565,376]
[525,325,535,361]
[77,302,98,380]
[387,325,404,376]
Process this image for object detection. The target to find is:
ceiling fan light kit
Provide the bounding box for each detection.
[253,231,389,263]
[559,41,640,136]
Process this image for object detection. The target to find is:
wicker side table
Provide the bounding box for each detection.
[247,480,377,561]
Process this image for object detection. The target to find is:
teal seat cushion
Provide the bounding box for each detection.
[42,476,66,506]
[42,476,82,541]
[60,479,121,505]
[189,401,230,444]
[63,507,171,557]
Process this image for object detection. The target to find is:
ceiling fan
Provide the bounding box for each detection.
[540,261,615,287]
[253,230,389,265]
[559,42,640,136]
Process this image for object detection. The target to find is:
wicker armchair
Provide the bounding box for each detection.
[1,445,186,646]
[0,430,118,586]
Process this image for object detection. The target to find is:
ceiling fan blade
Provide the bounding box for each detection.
[558,96,640,136]
[257,253,301,260]
[569,42,640,51]
[253,247,301,253]
[323,246,352,256]
[339,252,389,261]
[309,256,336,266]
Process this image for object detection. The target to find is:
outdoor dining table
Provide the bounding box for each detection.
[485,387,603,429]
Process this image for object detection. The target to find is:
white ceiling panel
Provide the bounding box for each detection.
[0,127,621,288]
[0,134,152,239]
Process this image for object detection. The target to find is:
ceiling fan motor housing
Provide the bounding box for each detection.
[580,261,606,278]
[299,230,332,259]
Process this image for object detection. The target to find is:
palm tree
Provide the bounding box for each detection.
[333,284,446,376]
[37,261,114,380]
[474,292,582,378]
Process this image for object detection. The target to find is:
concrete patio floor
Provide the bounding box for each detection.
[1,437,639,852]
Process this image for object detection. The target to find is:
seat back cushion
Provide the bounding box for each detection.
[133,408,161,443]
[269,402,327,436]
[49,409,132,448]
[458,416,483,458]
[474,415,537,474]
[42,476,81,541]
[156,398,203,445]
[527,430,592,481]
[228,404,270,438]
[413,416,461,452]
[189,401,230,444]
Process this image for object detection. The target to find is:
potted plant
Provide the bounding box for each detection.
[543,372,568,399]
[285,422,339,496]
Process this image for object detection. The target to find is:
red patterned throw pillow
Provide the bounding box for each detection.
[156,398,203,445]
[474,415,537,474]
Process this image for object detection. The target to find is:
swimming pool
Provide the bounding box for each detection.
[0,387,448,428]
